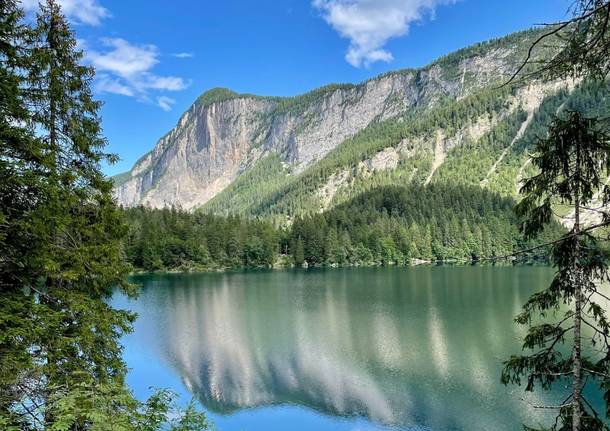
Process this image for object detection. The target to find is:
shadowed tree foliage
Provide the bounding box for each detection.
[502,111,610,431]
[0,1,40,424]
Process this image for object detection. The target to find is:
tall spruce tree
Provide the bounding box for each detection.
[501,111,610,430]
[504,1,610,430]
[0,1,209,429]
[22,3,133,425]
[0,0,42,425]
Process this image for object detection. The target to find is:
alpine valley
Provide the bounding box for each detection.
[112,28,609,222]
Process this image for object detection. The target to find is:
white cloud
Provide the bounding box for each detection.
[145,76,187,91]
[313,0,455,67]
[96,74,134,96]
[86,38,188,109]
[21,0,109,26]
[172,52,194,58]
[88,38,158,79]
[157,96,176,112]
[21,2,186,111]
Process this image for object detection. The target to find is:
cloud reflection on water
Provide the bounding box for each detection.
[129,267,565,431]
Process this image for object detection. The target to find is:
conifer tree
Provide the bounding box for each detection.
[0,0,41,424]
[21,4,133,424]
[502,111,610,431]
[325,227,340,264]
[294,237,305,266]
[0,2,210,428]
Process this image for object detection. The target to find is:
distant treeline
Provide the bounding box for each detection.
[122,208,280,271]
[122,184,562,272]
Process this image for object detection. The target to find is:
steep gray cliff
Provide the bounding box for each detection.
[113,29,546,210]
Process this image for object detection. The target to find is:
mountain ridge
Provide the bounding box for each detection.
[113,27,584,216]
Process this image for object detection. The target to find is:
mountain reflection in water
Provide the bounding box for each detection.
[120,267,599,431]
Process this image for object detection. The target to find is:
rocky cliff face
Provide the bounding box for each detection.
[115,97,275,209]
[114,30,540,210]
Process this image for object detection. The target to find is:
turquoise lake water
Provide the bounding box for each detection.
[112,266,607,430]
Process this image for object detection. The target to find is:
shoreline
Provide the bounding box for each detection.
[128,256,549,276]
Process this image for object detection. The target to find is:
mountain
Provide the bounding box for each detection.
[113,29,609,218]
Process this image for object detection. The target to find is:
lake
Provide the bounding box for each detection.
[112,266,605,431]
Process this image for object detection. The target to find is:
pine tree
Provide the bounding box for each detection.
[1,2,210,428]
[11,0,133,425]
[0,0,42,423]
[502,111,610,431]
[226,226,244,266]
[324,227,340,264]
[293,236,305,266]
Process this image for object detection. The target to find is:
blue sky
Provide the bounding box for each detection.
[22,0,573,175]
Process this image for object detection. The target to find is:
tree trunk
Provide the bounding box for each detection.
[44,6,58,427]
[48,11,57,150]
[572,140,582,431]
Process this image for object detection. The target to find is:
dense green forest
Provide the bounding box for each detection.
[123,184,563,272]
[289,184,563,266]
[122,207,281,271]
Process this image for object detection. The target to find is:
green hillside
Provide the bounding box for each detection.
[201,79,610,221]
